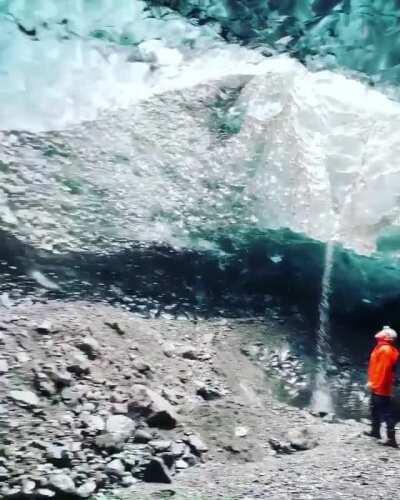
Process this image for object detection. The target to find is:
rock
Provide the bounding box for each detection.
[105,321,125,335]
[143,457,172,484]
[176,459,189,469]
[15,351,30,363]
[179,345,199,360]
[162,343,175,358]
[170,442,186,457]
[67,352,91,376]
[9,390,40,407]
[105,459,125,476]
[76,337,100,360]
[235,426,249,437]
[112,403,128,415]
[0,359,9,374]
[82,414,105,432]
[46,445,72,467]
[37,489,56,498]
[134,429,153,443]
[35,321,55,334]
[61,387,81,406]
[129,385,179,430]
[149,440,172,452]
[287,427,318,451]
[268,438,294,454]
[196,384,223,401]
[186,434,208,455]
[106,415,136,440]
[121,474,137,487]
[96,415,135,450]
[0,466,8,480]
[76,480,97,498]
[133,360,152,373]
[49,473,76,494]
[34,372,57,397]
[21,479,36,495]
[46,366,73,388]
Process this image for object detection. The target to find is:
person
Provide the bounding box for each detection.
[365,326,399,447]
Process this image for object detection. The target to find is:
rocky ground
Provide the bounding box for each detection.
[0,301,399,500]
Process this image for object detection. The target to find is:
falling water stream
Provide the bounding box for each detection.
[311,239,335,413]
[311,124,376,413]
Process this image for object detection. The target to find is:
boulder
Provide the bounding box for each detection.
[287,427,318,451]
[76,480,97,498]
[48,473,76,494]
[143,457,172,484]
[9,390,40,407]
[105,459,125,476]
[128,385,179,430]
[95,415,135,450]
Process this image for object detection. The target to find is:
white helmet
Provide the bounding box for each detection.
[375,326,398,340]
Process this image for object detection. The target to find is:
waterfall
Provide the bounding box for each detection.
[311,240,335,413]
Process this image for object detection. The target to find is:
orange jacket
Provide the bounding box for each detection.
[368,339,399,396]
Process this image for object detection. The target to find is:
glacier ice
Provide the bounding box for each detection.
[154,0,400,85]
[1,55,400,259]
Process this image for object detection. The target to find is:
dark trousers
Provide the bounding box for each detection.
[371,393,396,436]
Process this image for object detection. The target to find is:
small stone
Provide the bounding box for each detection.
[76,480,97,498]
[112,403,128,415]
[0,466,8,480]
[9,390,40,407]
[21,479,36,494]
[235,426,248,437]
[105,459,125,476]
[16,351,30,363]
[196,384,222,401]
[105,321,125,335]
[133,360,151,373]
[47,367,72,388]
[36,321,55,334]
[49,473,76,494]
[121,474,137,487]
[46,445,72,467]
[179,345,199,360]
[0,359,8,374]
[37,488,56,498]
[143,457,172,484]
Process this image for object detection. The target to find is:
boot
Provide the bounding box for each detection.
[379,429,398,448]
[363,425,381,439]
[363,430,381,439]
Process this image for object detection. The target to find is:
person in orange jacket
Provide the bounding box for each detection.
[366,326,399,447]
